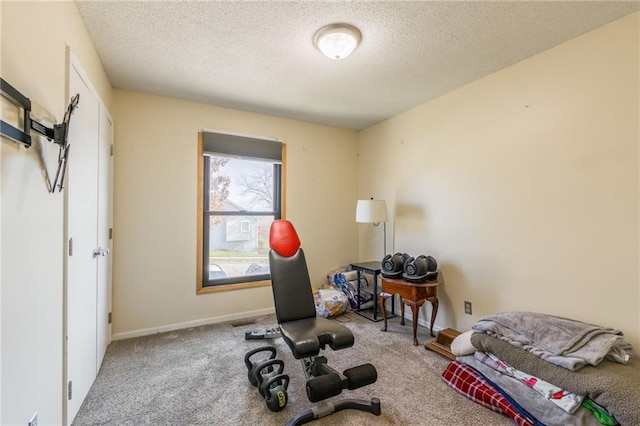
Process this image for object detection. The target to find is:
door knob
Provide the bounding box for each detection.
[93,247,110,257]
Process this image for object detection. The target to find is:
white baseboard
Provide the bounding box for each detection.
[111,307,276,341]
[111,307,442,341]
[401,312,445,335]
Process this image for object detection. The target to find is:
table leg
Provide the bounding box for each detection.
[372,271,379,320]
[403,298,425,346]
[356,270,362,312]
[378,294,389,331]
[428,296,439,337]
[400,302,405,326]
[391,294,395,315]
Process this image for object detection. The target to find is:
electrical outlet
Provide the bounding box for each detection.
[464,301,473,315]
[28,412,38,426]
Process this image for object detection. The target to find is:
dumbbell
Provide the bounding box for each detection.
[404,256,427,276]
[256,358,289,412]
[405,255,438,275]
[397,252,411,265]
[256,359,285,398]
[244,346,276,387]
[424,255,437,272]
[262,373,289,412]
[381,252,410,277]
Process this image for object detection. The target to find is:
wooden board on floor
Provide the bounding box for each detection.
[425,328,461,360]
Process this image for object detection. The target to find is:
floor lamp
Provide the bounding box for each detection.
[355,199,388,259]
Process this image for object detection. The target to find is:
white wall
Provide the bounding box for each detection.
[1,2,112,425]
[358,12,640,348]
[111,90,358,337]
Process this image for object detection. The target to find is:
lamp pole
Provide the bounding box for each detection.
[383,221,387,259]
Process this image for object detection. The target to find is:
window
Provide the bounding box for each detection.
[197,131,285,293]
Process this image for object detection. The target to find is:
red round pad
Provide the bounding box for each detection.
[269,220,301,257]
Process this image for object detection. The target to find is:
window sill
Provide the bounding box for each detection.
[197,279,271,294]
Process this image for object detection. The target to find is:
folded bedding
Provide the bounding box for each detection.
[471,333,640,426]
[472,312,633,370]
[458,355,605,426]
[441,360,537,426]
[473,351,584,414]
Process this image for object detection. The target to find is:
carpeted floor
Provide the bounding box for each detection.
[72,312,513,425]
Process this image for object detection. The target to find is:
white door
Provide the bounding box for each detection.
[96,108,113,367]
[65,53,112,425]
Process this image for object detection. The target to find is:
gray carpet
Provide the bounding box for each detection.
[73,312,513,425]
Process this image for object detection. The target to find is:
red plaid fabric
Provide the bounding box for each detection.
[442,361,534,426]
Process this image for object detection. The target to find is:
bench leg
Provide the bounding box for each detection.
[286,398,381,426]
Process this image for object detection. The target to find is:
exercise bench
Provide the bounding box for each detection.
[268,219,381,425]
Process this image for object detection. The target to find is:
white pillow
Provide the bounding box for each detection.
[450,330,476,356]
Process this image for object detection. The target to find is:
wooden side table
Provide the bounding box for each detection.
[378,276,442,346]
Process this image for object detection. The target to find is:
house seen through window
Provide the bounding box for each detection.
[198,131,283,291]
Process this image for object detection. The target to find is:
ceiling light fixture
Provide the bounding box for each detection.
[313,23,361,60]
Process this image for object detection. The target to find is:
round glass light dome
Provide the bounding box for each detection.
[313,24,361,60]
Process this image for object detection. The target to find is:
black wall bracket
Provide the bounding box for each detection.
[1,77,78,148]
[1,77,79,192]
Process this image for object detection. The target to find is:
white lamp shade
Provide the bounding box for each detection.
[355,199,388,223]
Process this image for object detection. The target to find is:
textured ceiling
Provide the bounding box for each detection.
[75,1,639,131]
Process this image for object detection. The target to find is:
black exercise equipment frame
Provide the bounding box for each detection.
[285,355,380,426]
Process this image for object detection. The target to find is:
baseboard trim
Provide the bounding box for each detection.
[111,307,441,341]
[111,307,276,341]
[401,312,445,335]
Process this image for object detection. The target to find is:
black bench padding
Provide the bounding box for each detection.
[268,221,354,359]
[279,317,354,359]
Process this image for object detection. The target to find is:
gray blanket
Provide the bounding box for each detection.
[471,333,640,426]
[472,311,633,370]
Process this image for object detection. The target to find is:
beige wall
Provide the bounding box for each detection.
[1,1,113,425]
[358,12,640,348]
[111,90,358,337]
